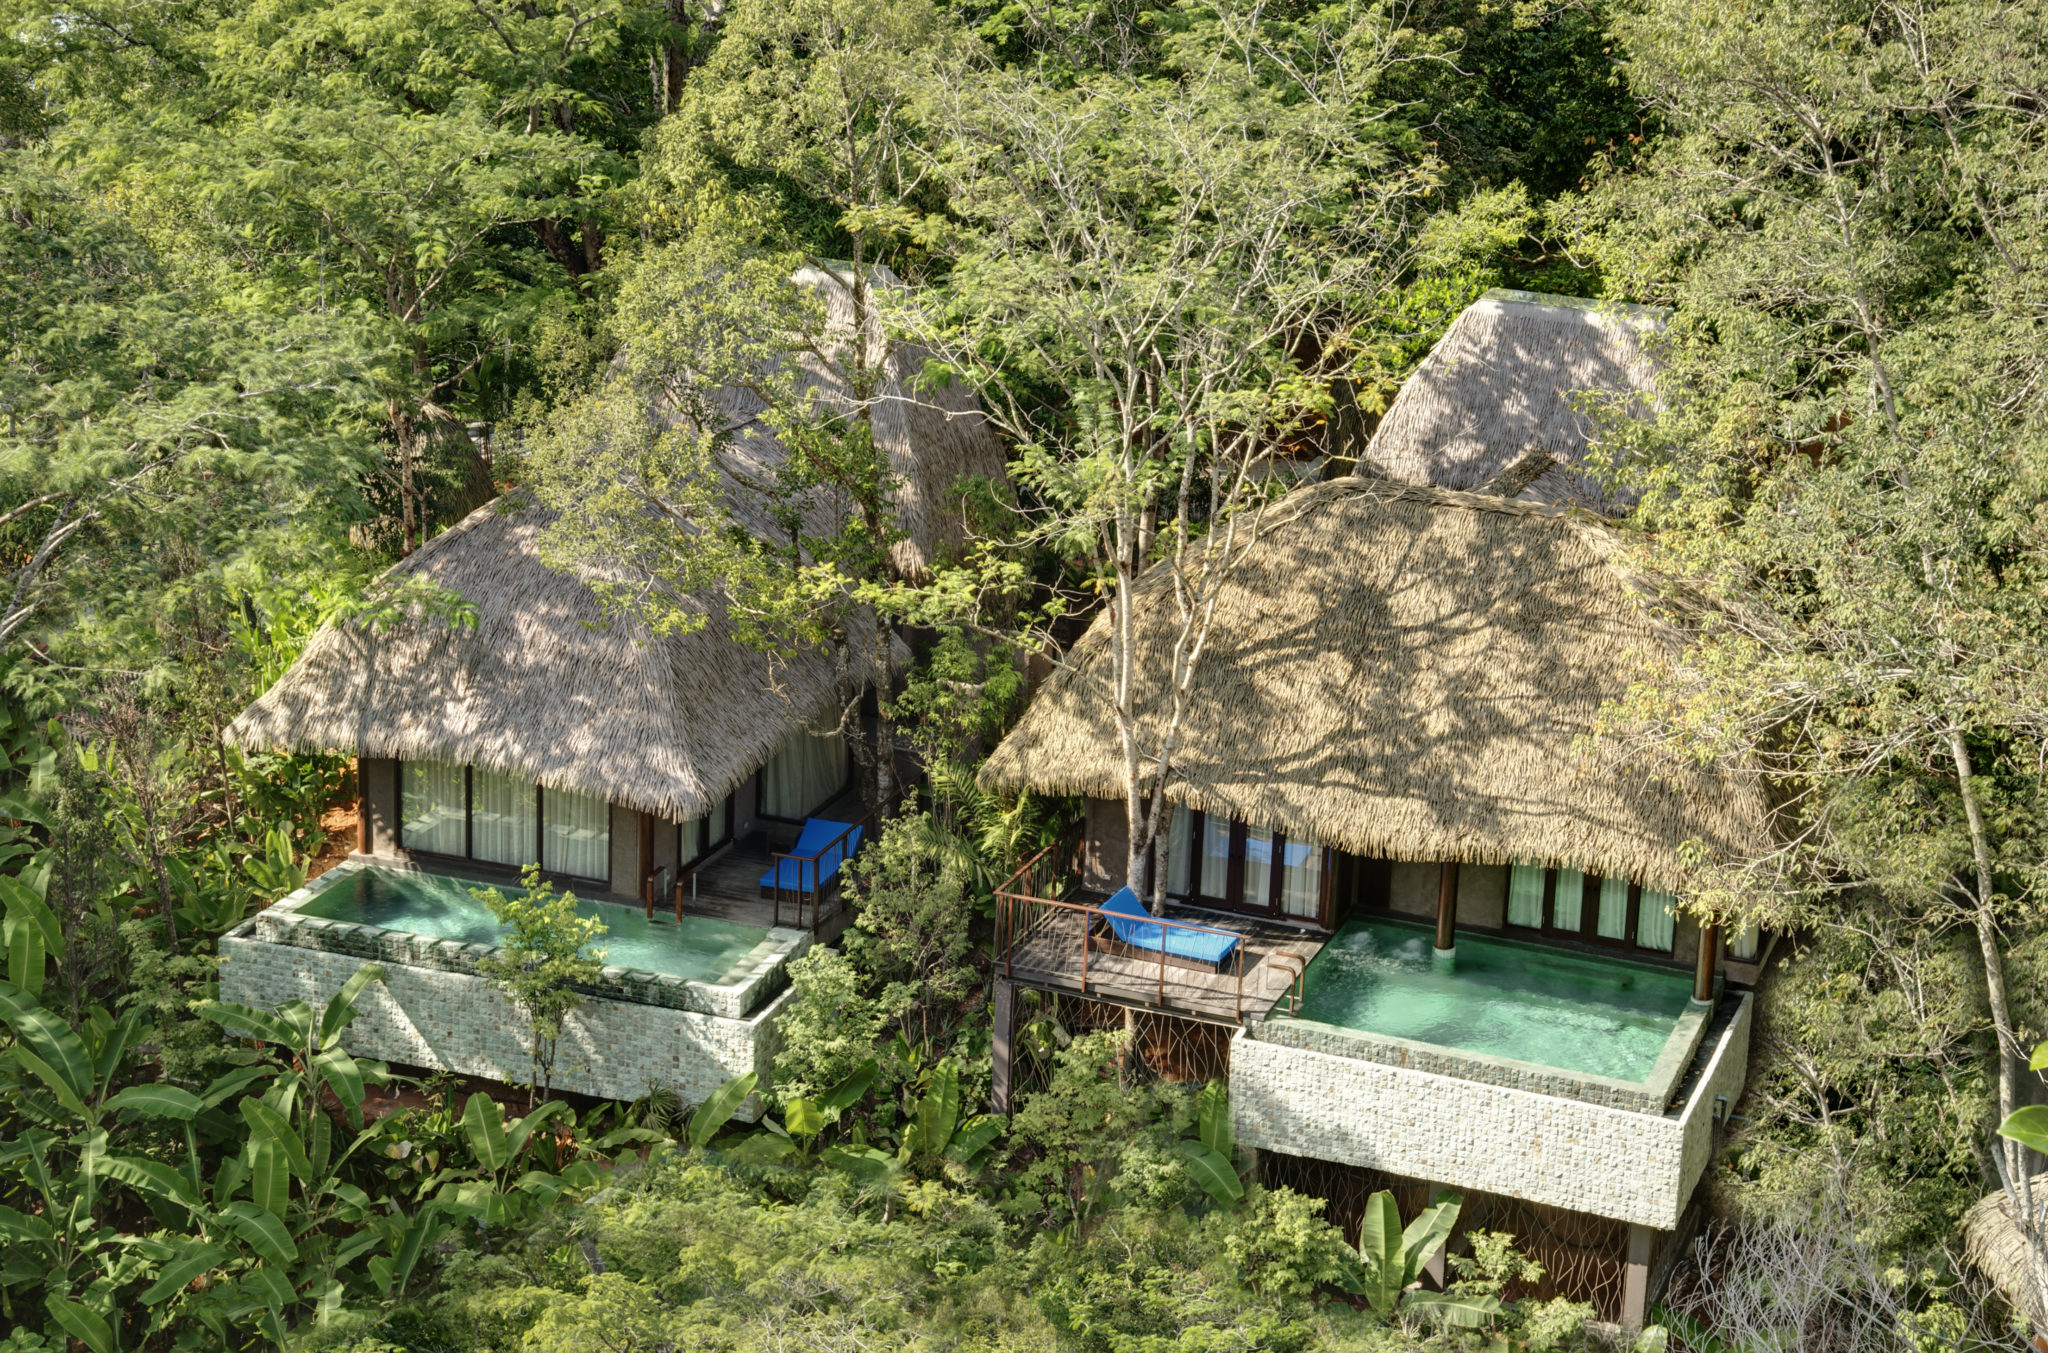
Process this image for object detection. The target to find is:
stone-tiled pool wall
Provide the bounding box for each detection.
[1231,994,1751,1230]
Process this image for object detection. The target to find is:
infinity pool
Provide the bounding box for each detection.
[297,866,780,986]
[1293,916,1694,1083]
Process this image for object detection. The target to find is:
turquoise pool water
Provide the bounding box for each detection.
[298,867,779,985]
[1293,916,1692,1082]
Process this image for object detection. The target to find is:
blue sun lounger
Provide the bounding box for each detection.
[1097,887,1241,970]
[759,817,864,895]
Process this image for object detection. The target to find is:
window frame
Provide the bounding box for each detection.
[678,792,736,868]
[394,758,610,884]
[1167,808,1332,929]
[1506,863,1674,957]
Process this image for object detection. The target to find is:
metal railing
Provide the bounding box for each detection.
[993,849,1254,1022]
[769,813,874,932]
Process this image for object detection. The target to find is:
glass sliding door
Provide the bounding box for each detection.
[1594,875,1631,941]
[1164,807,1329,926]
[1277,836,1322,920]
[541,786,609,880]
[1637,888,1677,953]
[1506,862,1547,929]
[471,766,536,868]
[760,730,849,820]
[400,761,466,856]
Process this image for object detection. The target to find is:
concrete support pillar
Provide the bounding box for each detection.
[1434,862,1460,954]
[1622,1223,1655,1330]
[1694,922,1720,1005]
[991,978,1017,1116]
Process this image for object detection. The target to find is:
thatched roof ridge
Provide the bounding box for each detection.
[226,498,875,822]
[978,478,1769,894]
[1361,288,1668,511]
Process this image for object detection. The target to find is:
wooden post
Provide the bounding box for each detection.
[991,978,1017,1116]
[355,794,369,855]
[1435,862,1460,952]
[1694,922,1719,1003]
[638,811,654,919]
[1622,1223,1655,1331]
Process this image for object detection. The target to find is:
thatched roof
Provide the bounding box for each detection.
[670,263,1009,578]
[226,499,891,821]
[1360,289,1666,512]
[978,479,1769,894]
[1963,1180,2048,1324]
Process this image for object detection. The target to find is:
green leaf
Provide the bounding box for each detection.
[688,1072,758,1149]
[1400,1195,1463,1289]
[319,964,385,1049]
[198,1066,270,1109]
[240,1097,313,1181]
[313,1046,366,1120]
[195,999,301,1049]
[6,913,44,996]
[722,1132,798,1165]
[818,1059,878,1113]
[0,980,94,1112]
[243,1261,296,1313]
[0,1203,54,1244]
[1174,1138,1243,1206]
[1196,1080,1233,1159]
[0,874,60,951]
[1403,1292,1504,1328]
[2030,1040,2048,1074]
[105,1085,202,1121]
[1356,1189,1405,1312]
[96,1154,203,1212]
[222,1200,299,1266]
[1999,1105,2048,1155]
[918,1059,960,1155]
[247,1135,288,1220]
[45,1294,115,1353]
[461,1093,511,1171]
[140,1242,234,1303]
[504,1098,572,1165]
[784,1097,825,1139]
[821,1144,897,1185]
[945,1115,1003,1164]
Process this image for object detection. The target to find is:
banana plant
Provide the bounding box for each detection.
[896,1058,1002,1166]
[1341,1189,1502,1327]
[1175,1080,1243,1207]
[1996,1038,2048,1153]
[0,874,59,997]
[412,1093,606,1226]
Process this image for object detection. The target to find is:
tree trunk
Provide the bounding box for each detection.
[1949,728,2021,1181]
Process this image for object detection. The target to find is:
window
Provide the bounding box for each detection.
[471,766,535,867]
[1163,805,1328,925]
[1501,862,1675,956]
[542,786,609,880]
[400,761,465,857]
[678,793,736,867]
[396,759,610,882]
[760,730,850,820]
[1728,921,1761,962]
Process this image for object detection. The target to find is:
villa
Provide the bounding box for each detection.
[216,265,1007,1114]
[976,292,1772,1327]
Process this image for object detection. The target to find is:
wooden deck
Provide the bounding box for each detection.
[1002,903,1329,1026]
[667,833,855,943]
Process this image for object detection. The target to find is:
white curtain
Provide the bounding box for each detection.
[1165,806,1192,895]
[1278,833,1321,919]
[677,815,704,867]
[471,766,536,868]
[401,761,465,856]
[1639,887,1677,952]
[1507,862,1547,928]
[1553,868,1586,931]
[761,730,847,819]
[1241,825,1274,907]
[1728,920,1760,961]
[709,794,728,845]
[1198,814,1231,898]
[1596,875,1631,940]
[542,786,609,879]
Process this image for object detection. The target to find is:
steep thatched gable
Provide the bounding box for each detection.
[226,500,878,822]
[978,478,1768,894]
[1360,289,1666,511]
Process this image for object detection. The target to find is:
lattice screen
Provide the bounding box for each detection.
[1008,994,1233,1096]
[1256,1151,1631,1322]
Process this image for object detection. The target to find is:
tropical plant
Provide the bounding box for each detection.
[1175,1080,1243,1208]
[473,867,608,1107]
[1341,1189,1502,1327]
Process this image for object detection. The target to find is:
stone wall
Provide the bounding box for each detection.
[1231,995,1751,1230]
[218,933,788,1114]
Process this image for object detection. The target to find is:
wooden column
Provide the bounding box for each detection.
[355,794,370,854]
[1435,862,1460,952]
[1694,921,1720,1004]
[638,811,655,918]
[1622,1223,1655,1330]
[990,978,1017,1116]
